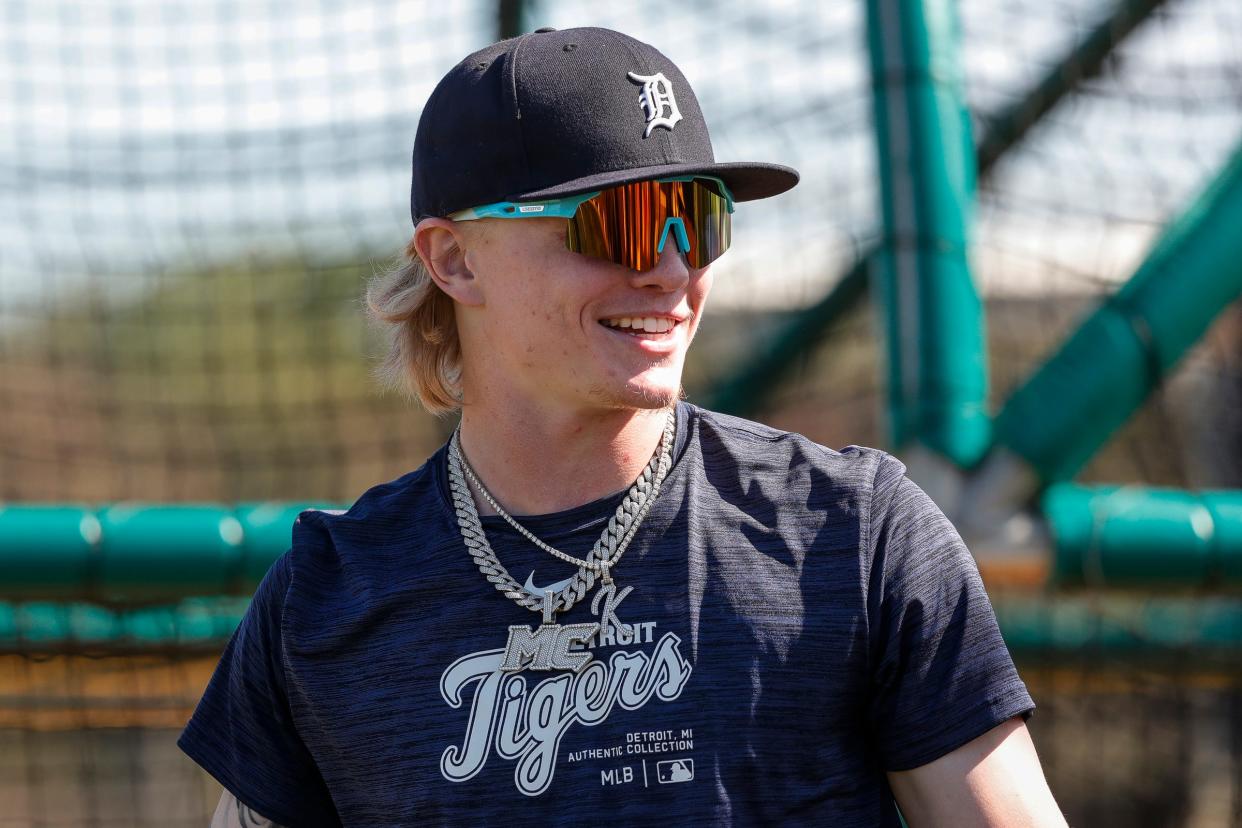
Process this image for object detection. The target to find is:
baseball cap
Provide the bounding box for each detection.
[409,26,799,224]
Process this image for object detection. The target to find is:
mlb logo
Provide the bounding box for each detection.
[656,759,694,784]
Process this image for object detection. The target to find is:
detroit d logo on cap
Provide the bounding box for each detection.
[627,71,682,137]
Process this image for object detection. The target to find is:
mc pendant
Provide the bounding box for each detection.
[500,588,598,673]
[499,621,600,672]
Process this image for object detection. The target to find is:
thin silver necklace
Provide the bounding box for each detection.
[446,408,675,617]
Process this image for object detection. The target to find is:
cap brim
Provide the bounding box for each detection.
[508,161,799,204]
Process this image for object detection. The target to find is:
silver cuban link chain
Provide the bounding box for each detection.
[446,407,675,618]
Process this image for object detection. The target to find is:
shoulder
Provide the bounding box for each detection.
[280,449,457,619]
[680,405,911,551]
[291,449,449,551]
[686,403,903,495]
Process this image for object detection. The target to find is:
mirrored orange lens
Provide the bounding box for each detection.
[565,179,731,271]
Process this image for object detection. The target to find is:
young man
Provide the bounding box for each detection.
[180,27,1068,827]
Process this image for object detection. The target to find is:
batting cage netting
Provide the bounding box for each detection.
[1,0,1240,825]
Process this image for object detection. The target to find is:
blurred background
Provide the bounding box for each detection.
[1,0,1240,825]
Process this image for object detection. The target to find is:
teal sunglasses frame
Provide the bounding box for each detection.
[447,175,736,260]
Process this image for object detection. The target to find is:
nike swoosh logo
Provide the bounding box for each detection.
[523,571,576,597]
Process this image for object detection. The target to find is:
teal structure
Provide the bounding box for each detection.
[4,593,1241,657]
[994,144,1242,482]
[704,0,1170,420]
[866,0,989,465]
[0,502,343,603]
[1044,485,1242,588]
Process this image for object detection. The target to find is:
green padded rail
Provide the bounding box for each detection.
[0,502,345,602]
[994,595,1242,661]
[994,142,1242,482]
[1044,484,1242,587]
[2,594,1238,657]
[0,597,251,652]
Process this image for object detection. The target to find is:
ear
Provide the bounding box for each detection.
[413,218,485,307]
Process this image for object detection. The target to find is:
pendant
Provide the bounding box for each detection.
[590,578,634,643]
[500,590,599,673]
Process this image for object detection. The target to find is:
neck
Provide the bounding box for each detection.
[456,398,673,517]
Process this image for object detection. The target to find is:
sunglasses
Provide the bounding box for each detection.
[447,176,735,272]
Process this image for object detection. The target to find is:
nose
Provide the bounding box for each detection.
[632,235,692,292]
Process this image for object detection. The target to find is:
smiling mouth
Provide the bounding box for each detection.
[598,316,682,337]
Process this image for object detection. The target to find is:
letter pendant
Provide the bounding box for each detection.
[500,590,599,673]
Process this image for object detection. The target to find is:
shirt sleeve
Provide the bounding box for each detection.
[177,551,341,827]
[864,451,1035,772]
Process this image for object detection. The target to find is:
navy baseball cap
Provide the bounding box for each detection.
[409,26,799,224]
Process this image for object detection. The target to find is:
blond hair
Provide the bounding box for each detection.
[365,237,462,416]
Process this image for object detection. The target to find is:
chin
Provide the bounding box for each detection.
[588,377,682,411]
[625,384,680,410]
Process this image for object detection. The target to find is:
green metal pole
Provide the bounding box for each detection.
[994,142,1242,483]
[866,0,989,465]
[703,0,1167,422]
[1043,484,1242,588]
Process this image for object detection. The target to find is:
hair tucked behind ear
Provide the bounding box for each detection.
[365,237,462,416]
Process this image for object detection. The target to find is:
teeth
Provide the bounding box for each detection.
[603,316,676,332]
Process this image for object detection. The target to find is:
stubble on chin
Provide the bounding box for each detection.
[585,380,683,411]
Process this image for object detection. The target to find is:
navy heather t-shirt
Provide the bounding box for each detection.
[178,402,1035,826]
